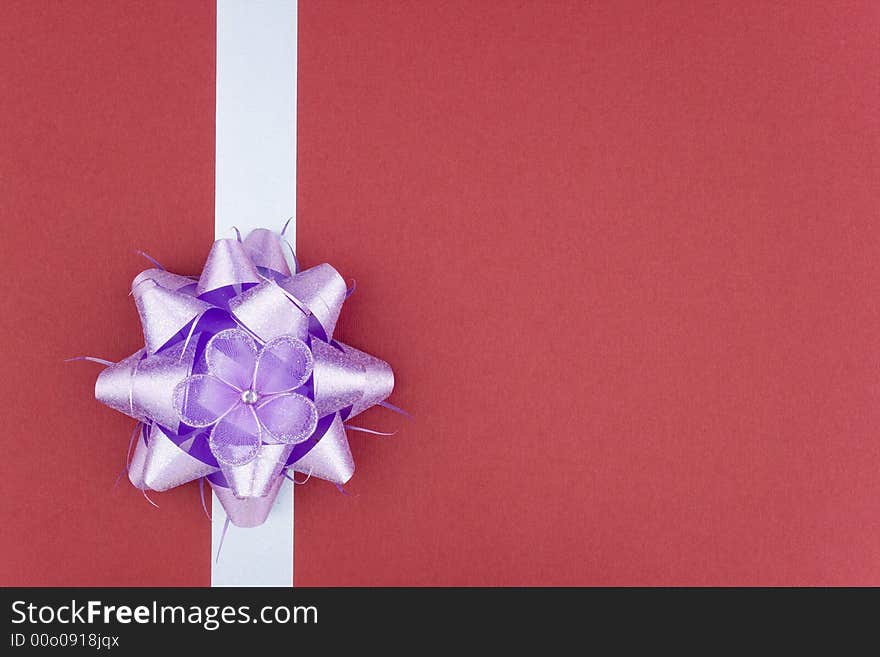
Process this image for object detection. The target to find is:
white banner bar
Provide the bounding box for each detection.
[212,0,297,587]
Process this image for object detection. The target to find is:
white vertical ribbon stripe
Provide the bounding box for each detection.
[212,0,297,587]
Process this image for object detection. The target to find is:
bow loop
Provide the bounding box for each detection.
[196,238,261,296]
[133,280,213,354]
[279,263,347,341]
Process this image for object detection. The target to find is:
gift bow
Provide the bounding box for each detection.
[93,228,394,527]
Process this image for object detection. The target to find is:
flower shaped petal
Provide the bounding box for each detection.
[209,403,262,465]
[206,328,258,390]
[254,335,313,395]
[256,393,318,444]
[173,374,239,427]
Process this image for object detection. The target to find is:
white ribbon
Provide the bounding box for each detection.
[212,0,297,587]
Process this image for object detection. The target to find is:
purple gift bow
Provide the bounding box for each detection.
[91,228,395,527]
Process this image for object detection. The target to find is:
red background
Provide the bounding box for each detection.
[1,1,878,585]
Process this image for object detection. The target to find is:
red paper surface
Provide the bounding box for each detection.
[1,1,879,586]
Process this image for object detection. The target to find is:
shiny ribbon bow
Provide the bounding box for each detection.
[92,228,394,527]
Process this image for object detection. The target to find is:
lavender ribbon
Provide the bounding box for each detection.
[93,228,395,527]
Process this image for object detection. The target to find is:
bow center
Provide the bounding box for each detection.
[240,389,260,405]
